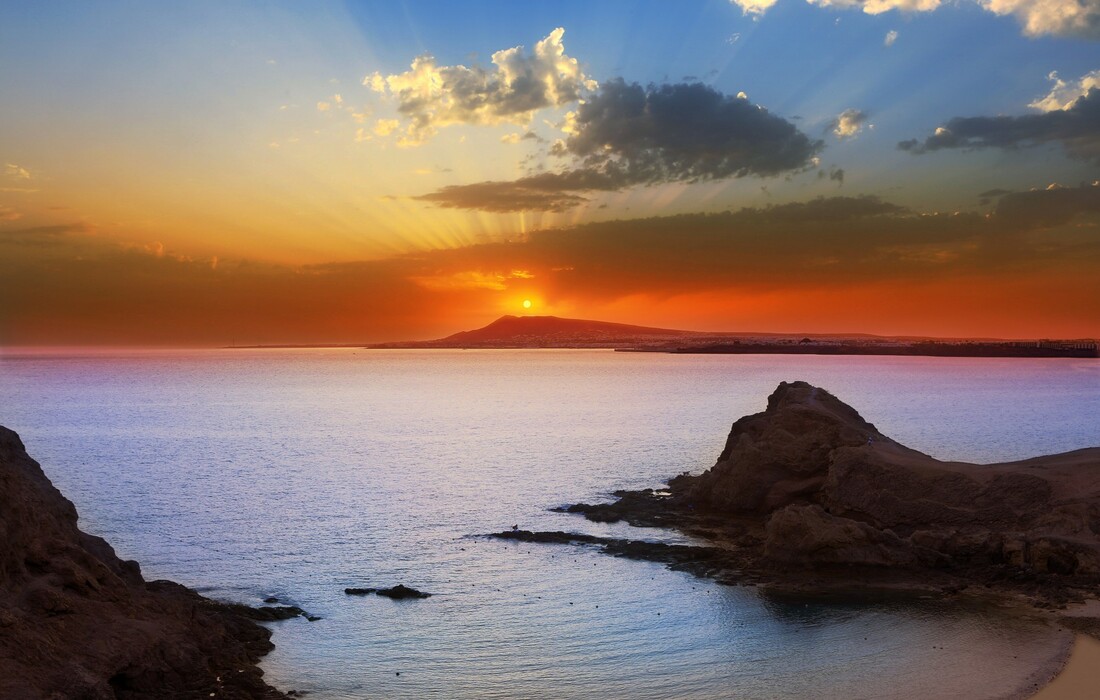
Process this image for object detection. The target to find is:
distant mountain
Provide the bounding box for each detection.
[441,315,697,343]
[365,315,1098,356]
[370,315,718,348]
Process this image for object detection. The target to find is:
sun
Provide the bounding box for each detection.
[522,299,532,309]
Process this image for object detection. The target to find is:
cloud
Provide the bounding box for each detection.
[1030,69,1100,112]
[737,0,1100,39]
[364,28,596,145]
[5,163,31,180]
[818,166,846,183]
[414,79,822,211]
[979,0,1100,39]
[805,0,942,13]
[414,177,593,213]
[374,119,400,137]
[884,29,899,45]
[977,187,1012,204]
[831,108,869,139]
[899,86,1100,162]
[731,0,781,15]
[411,185,1100,306]
[317,101,332,112]
[0,229,443,345]
[568,80,820,178]
[991,179,1100,228]
[4,187,1099,343]
[0,205,22,221]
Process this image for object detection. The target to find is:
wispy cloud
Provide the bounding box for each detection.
[5,163,31,180]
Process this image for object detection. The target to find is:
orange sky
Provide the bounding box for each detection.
[3,191,1098,345]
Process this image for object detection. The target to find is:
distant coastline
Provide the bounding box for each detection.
[228,314,1099,358]
[656,339,1099,358]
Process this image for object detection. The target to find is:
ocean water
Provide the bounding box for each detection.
[2,349,1098,699]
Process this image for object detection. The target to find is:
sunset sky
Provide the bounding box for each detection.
[2,0,1098,345]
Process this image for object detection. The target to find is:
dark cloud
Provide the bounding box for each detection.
[977,188,1011,206]
[899,88,1100,163]
[0,232,440,345]
[992,182,1100,229]
[5,186,1098,344]
[415,178,591,213]
[414,79,822,212]
[569,80,821,180]
[414,185,1100,302]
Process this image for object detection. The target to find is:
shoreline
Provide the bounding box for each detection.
[1030,635,1100,699]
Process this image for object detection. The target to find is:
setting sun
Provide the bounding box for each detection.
[522,299,532,310]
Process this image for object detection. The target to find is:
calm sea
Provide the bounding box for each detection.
[2,349,1098,699]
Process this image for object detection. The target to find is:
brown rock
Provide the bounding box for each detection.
[0,425,287,699]
[670,381,1100,583]
[764,504,919,567]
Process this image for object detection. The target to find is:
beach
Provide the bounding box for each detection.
[1031,635,1100,699]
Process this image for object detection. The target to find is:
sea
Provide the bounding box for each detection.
[2,348,1098,699]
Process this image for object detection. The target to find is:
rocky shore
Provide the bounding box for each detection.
[0,425,288,699]
[495,381,1100,617]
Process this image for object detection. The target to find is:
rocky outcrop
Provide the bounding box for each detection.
[345,584,431,600]
[547,382,1100,605]
[666,381,1100,577]
[0,425,288,699]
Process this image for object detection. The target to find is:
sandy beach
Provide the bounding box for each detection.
[1030,635,1100,700]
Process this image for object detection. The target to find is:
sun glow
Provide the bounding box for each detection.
[522,299,532,309]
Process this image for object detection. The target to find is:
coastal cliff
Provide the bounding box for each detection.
[674,381,1100,577]
[537,381,1100,607]
[0,426,287,699]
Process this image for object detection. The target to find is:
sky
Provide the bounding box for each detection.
[1,0,1098,345]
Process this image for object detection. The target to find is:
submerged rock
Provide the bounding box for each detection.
[345,584,431,599]
[226,603,315,622]
[0,425,287,699]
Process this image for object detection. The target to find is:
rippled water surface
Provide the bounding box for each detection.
[2,349,1098,699]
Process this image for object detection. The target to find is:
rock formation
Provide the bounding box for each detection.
[0,425,288,699]
[538,381,1100,605]
[673,381,1100,576]
[344,584,431,599]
